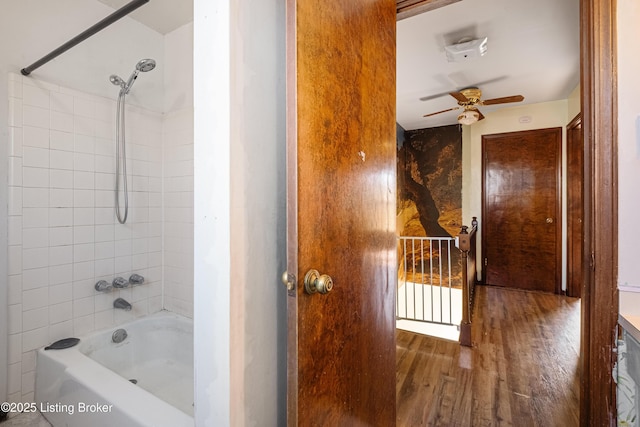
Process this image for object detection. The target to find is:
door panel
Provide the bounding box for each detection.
[286,0,397,425]
[482,128,562,293]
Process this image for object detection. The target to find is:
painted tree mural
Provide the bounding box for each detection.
[397,124,463,286]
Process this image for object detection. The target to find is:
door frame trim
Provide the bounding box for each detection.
[566,113,583,299]
[580,0,618,424]
[480,127,563,294]
[285,0,299,424]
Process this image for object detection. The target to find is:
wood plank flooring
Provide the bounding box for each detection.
[396,285,580,426]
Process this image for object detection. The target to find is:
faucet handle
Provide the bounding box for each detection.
[112,277,129,288]
[129,274,145,285]
[95,280,113,292]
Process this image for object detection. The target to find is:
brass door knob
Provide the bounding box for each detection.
[546,217,554,224]
[304,269,333,295]
[281,271,296,291]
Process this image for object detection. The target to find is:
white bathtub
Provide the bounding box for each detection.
[35,311,194,427]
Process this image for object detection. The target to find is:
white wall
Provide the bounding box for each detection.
[163,23,194,318]
[462,100,569,287]
[567,85,581,122]
[194,0,286,425]
[617,0,640,312]
[229,2,286,424]
[193,1,232,424]
[164,23,194,113]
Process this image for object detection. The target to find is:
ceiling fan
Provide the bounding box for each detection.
[423,87,524,125]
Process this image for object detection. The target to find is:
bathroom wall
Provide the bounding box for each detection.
[0,0,165,405]
[162,23,194,318]
[2,2,195,405]
[6,74,164,403]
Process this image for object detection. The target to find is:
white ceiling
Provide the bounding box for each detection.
[95,0,580,131]
[397,0,580,130]
[96,0,193,35]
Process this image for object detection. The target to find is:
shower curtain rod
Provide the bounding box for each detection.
[21,0,149,76]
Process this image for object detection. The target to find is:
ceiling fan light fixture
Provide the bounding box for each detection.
[458,109,479,125]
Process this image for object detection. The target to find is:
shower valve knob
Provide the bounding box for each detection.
[112,277,129,288]
[129,274,145,285]
[95,280,113,292]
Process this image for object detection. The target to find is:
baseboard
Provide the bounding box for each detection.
[619,285,640,293]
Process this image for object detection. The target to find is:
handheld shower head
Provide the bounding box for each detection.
[111,58,157,225]
[112,58,157,94]
[136,58,156,72]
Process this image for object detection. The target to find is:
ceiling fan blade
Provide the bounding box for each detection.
[449,91,470,103]
[419,91,450,102]
[481,95,524,105]
[471,108,485,121]
[423,106,460,117]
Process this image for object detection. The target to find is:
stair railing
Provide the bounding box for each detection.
[457,217,478,347]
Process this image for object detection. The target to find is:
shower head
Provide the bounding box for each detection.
[110,74,125,87]
[136,58,156,72]
[119,58,156,94]
[109,59,156,94]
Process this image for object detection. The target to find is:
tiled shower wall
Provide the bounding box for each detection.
[162,107,194,318]
[6,73,164,403]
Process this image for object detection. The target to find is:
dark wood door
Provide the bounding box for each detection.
[566,114,583,298]
[482,128,562,293]
[285,0,397,425]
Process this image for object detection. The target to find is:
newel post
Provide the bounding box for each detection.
[458,225,472,347]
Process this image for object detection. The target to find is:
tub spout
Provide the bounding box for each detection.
[113,298,132,311]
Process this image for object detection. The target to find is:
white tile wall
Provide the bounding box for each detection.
[163,107,194,318]
[6,74,170,403]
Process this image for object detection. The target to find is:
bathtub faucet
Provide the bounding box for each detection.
[113,298,132,311]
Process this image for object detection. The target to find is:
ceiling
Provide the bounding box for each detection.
[94,0,580,131]
[96,0,193,35]
[397,0,580,130]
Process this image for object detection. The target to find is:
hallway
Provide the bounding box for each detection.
[396,285,581,426]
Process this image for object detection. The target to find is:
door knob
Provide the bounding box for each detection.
[546,217,554,224]
[281,271,296,291]
[304,269,334,295]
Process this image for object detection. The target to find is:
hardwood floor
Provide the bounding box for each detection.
[396,285,580,426]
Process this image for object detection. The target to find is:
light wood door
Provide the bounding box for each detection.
[482,128,562,293]
[285,0,397,425]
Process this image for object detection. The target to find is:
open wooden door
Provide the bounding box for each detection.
[285,0,397,425]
